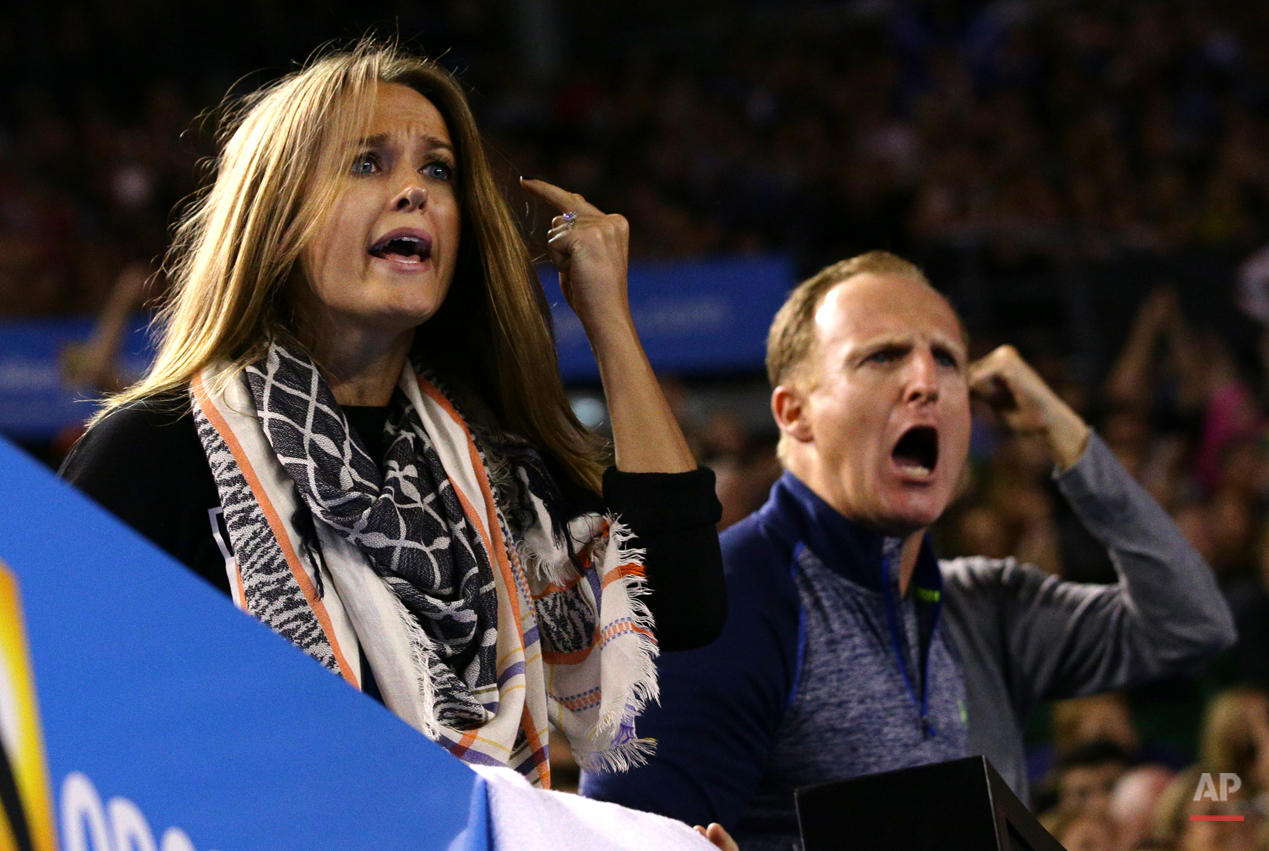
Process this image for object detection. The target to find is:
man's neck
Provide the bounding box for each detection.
[784,458,929,596]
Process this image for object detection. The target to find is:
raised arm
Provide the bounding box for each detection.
[520,179,724,650]
[965,346,1235,706]
[60,262,153,392]
[520,178,695,473]
[1104,287,1173,409]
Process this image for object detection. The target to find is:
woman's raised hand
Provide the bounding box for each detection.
[519,177,694,473]
[520,177,631,332]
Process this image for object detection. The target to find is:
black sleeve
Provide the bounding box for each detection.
[601,467,726,651]
[58,398,232,596]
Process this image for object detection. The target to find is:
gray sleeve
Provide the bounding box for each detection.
[973,432,1236,707]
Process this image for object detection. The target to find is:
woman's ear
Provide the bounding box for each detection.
[772,384,813,444]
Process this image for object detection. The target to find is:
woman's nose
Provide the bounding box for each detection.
[393,184,427,212]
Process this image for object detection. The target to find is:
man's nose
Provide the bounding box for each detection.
[393,182,427,212]
[904,350,940,403]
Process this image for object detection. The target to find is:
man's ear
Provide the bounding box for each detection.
[772,384,813,443]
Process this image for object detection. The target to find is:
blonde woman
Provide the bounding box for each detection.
[60,43,724,787]
[1200,688,1269,794]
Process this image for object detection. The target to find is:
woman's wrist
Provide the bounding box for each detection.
[578,301,638,354]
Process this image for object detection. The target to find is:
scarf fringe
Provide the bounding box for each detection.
[395,594,442,740]
[571,516,661,772]
[510,469,581,589]
[573,734,659,774]
[514,533,578,591]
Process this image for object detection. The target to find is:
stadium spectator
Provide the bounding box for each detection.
[1049,741,1133,818]
[59,43,726,790]
[1110,765,1178,849]
[581,252,1235,850]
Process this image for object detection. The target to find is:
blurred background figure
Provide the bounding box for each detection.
[1199,689,1269,803]
[59,262,153,394]
[1042,807,1121,851]
[52,262,155,451]
[1151,764,1265,851]
[1049,741,1133,819]
[1110,765,1178,850]
[1053,695,1143,761]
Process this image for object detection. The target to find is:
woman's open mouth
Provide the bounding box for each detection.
[368,229,433,264]
[892,425,939,478]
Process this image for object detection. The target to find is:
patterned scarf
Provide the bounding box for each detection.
[190,342,658,785]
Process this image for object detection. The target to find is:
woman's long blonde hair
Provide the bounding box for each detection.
[103,41,607,491]
[1199,687,1269,791]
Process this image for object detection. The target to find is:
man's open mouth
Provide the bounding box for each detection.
[892,426,939,477]
[368,231,432,263]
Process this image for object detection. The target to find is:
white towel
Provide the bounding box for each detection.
[471,766,717,851]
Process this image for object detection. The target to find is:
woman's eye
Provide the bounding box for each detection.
[935,352,959,368]
[423,161,452,181]
[351,153,380,175]
[865,350,895,364]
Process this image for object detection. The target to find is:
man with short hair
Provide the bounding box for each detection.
[1049,741,1132,818]
[581,251,1235,851]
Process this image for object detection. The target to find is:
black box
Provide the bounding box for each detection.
[795,756,1064,851]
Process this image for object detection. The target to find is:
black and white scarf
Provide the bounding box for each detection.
[191,342,658,785]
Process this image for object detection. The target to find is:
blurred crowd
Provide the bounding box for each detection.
[8,0,1269,847]
[511,0,1269,273]
[10,0,1269,313]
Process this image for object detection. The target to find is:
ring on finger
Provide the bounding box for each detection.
[562,211,578,230]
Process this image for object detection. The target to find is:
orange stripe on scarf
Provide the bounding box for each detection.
[520,703,552,790]
[193,373,358,688]
[418,376,549,770]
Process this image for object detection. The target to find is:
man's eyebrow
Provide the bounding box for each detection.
[843,336,912,358]
[853,333,912,349]
[356,132,454,152]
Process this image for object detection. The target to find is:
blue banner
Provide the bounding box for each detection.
[0,318,153,441]
[0,436,488,851]
[543,255,794,382]
[0,255,794,439]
